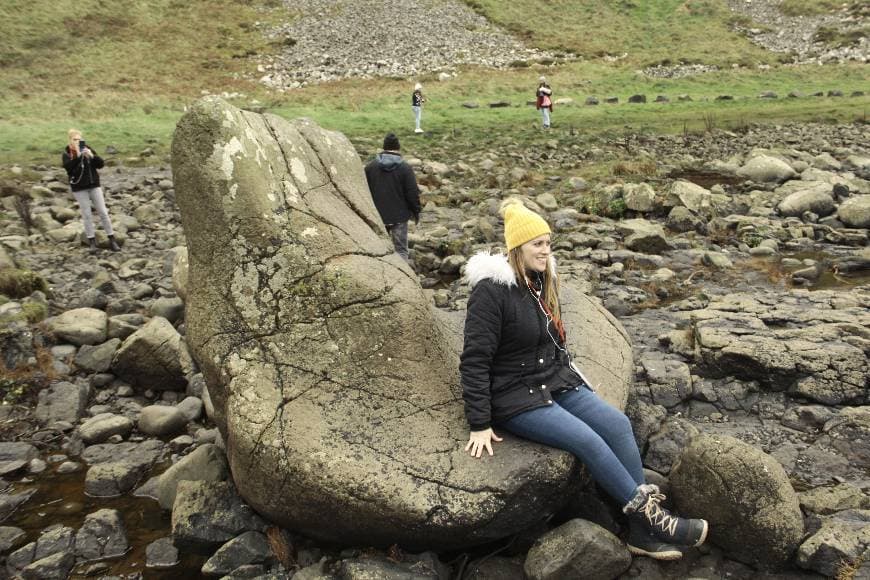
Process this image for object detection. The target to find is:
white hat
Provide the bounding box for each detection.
[539,76,547,83]
[414,83,422,91]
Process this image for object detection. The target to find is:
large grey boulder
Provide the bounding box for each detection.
[838,195,870,228]
[171,97,633,549]
[138,405,188,436]
[616,219,671,254]
[46,308,107,345]
[669,434,804,568]
[111,317,193,390]
[737,155,796,183]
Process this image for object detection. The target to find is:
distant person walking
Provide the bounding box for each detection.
[412,83,426,133]
[364,133,421,262]
[62,129,121,253]
[536,76,553,129]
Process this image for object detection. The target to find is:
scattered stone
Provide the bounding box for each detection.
[523,519,631,580]
[146,537,180,568]
[74,508,129,561]
[34,382,89,425]
[157,444,229,510]
[80,413,134,444]
[171,481,267,554]
[201,531,273,577]
[138,405,189,437]
[737,155,796,183]
[46,308,108,346]
[111,317,193,390]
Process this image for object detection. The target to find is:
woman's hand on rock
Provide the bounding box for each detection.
[465,428,503,458]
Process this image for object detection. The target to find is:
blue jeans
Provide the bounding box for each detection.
[540,107,551,128]
[413,106,422,130]
[501,387,644,505]
[385,221,409,261]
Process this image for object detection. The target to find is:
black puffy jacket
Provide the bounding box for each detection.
[62,147,104,192]
[460,252,588,430]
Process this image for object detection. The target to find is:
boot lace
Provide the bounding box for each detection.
[641,493,678,537]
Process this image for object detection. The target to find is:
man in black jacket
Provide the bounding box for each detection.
[364,133,421,262]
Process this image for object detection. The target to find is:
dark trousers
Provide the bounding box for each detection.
[385,221,409,261]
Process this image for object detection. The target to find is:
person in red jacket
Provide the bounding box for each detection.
[62,129,120,253]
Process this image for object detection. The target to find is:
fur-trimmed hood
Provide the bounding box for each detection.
[462,250,556,288]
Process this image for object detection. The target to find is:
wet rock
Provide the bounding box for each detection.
[85,462,148,497]
[0,442,39,476]
[82,440,166,467]
[0,490,36,522]
[339,554,444,579]
[80,413,134,444]
[670,433,804,568]
[146,536,180,568]
[523,519,631,580]
[6,525,75,577]
[799,483,870,515]
[737,155,796,183]
[74,338,122,373]
[171,481,267,554]
[20,550,75,580]
[46,308,107,345]
[111,317,193,390]
[74,508,129,560]
[796,510,870,577]
[157,443,229,509]
[465,556,525,580]
[138,405,188,436]
[201,531,273,576]
[0,526,26,553]
[837,195,870,228]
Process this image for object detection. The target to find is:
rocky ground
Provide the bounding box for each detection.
[0,119,869,578]
[256,0,565,89]
[726,0,868,64]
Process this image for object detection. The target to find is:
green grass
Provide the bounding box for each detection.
[0,0,867,166]
[463,0,775,66]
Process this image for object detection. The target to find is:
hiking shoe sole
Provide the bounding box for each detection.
[692,519,709,548]
[627,543,683,561]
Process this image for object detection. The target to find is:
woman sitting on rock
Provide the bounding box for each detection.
[460,199,708,560]
[62,129,121,253]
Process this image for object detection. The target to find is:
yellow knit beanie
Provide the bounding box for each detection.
[500,199,551,251]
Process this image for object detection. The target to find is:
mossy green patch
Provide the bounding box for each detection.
[0,269,49,299]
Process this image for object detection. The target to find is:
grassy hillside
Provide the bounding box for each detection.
[0,0,866,165]
[463,0,775,66]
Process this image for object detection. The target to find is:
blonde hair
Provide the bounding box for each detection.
[507,245,561,322]
[67,129,82,159]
